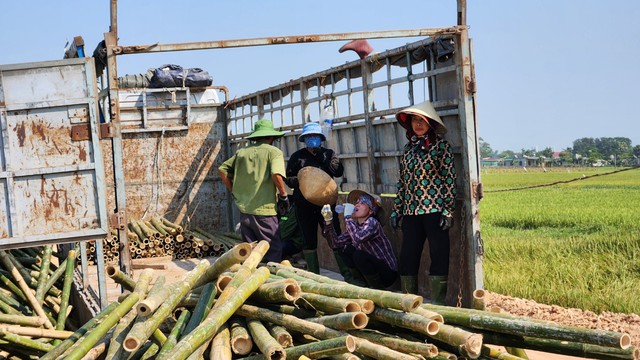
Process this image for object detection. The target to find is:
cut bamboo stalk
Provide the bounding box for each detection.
[307,312,369,330]
[157,309,191,358]
[250,278,301,303]
[353,337,419,360]
[472,289,486,311]
[480,345,525,360]
[237,335,357,360]
[0,273,27,302]
[137,282,178,316]
[138,220,155,238]
[53,248,76,345]
[242,240,270,269]
[267,323,293,348]
[0,330,54,353]
[181,282,217,338]
[193,243,252,288]
[349,329,439,358]
[210,323,232,360]
[329,354,362,360]
[130,221,147,241]
[412,306,444,323]
[298,292,361,314]
[230,316,253,356]
[63,293,140,360]
[106,265,136,291]
[429,323,482,358]
[0,325,72,340]
[0,250,54,329]
[158,267,270,360]
[161,217,184,233]
[149,217,169,236]
[246,318,286,360]
[35,245,52,305]
[351,299,375,314]
[371,307,440,336]
[124,260,210,353]
[0,314,45,327]
[422,304,632,350]
[105,268,154,360]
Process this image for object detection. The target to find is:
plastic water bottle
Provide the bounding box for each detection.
[321,101,334,142]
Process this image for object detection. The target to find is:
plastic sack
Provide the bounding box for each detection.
[149,64,213,88]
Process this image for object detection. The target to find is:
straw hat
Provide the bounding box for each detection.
[347,189,386,224]
[297,167,338,206]
[298,122,326,142]
[395,101,447,135]
[246,119,285,139]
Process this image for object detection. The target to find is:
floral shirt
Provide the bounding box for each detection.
[392,136,457,217]
[323,217,398,271]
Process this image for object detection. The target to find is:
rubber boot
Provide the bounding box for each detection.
[303,250,320,274]
[333,250,365,286]
[400,275,418,294]
[429,275,448,305]
[362,273,383,289]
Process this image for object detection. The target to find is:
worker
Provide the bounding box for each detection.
[321,190,398,289]
[284,122,354,281]
[389,101,457,304]
[218,119,290,263]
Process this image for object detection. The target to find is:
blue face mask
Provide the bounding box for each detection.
[304,135,322,149]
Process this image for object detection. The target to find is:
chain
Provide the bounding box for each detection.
[456,202,466,308]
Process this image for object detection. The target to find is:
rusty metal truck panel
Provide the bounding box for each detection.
[0,58,108,248]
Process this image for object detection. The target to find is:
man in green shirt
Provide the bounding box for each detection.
[219,119,289,262]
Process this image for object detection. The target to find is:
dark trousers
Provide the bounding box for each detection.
[295,199,340,250]
[398,213,450,276]
[239,213,282,263]
[339,245,397,288]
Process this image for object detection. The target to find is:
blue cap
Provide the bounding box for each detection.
[298,122,326,142]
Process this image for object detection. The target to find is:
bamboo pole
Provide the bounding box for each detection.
[293,274,422,312]
[106,265,136,291]
[242,240,270,270]
[250,278,301,304]
[349,329,439,358]
[39,301,120,360]
[53,249,76,345]
[137,282,178,316]
[63,293,140,360]
[246,318,286,360]
[210,323,232,360]
[230,316,253,356]
[0,314,45,327]
[267,323,293,348]
[35,245,52,305]
[158,267,270,360]
[123,260,210,353]
[422,304,632,350]
[0,325,73,340]
[412,306,445,323]
[472,289,486,311]
[428,323,483,358]
[157,309,191,358]
[181,282,217,338]
[105,268,154,360]
[298,292,361,314]
[371,307,440,336]
[239,335,358,360]
[193,243,252,288]
[0,330,54,353]
[307,312,369,330]
[480,345,526,360]
[0,250,54,329]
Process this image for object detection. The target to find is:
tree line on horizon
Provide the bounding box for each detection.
[479,136,640,166]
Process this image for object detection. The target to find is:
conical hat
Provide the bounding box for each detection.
[347,189,387,224]
[297,167,338,206]
[395,101,447,135]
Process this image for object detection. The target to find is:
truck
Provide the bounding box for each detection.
[0,0,481,316]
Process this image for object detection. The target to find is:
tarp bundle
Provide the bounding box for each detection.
[149,64,213,88]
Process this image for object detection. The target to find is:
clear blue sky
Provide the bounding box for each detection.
[2,1,639,153]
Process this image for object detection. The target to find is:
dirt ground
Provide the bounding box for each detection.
[485,291,640,359]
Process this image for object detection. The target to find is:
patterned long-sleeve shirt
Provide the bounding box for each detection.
[323,217,398,272]
[392,136,457,217]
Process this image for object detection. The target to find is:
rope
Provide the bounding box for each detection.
[484,165,640,193]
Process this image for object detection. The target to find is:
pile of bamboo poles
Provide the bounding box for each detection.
[0,245,80,359]
[82,216,242,265]
[33,240,636,360]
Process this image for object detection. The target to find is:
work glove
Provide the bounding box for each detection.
[284,176,299,189]
[439,213,453,231]
[276,195,290,217]
[321,204,333,222]
[389,215,402,230]
[343,203,355,218]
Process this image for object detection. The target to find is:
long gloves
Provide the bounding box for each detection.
[439,213,453,230]
[277,195,290,216]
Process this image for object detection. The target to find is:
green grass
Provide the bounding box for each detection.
[480,167,640,314]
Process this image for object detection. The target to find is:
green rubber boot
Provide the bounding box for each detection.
[400,275,418,294]
[303,250,320,274]
[333,250,366,286]
[429,275,448,305]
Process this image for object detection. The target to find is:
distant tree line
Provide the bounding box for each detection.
[479,137,640,166]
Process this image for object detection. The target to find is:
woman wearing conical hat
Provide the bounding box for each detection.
[390,101,457,305]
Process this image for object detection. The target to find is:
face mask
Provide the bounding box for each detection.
[304,135,322,149]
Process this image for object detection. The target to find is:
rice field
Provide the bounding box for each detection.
[479,166,640,314]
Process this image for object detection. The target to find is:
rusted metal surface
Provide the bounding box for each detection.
[0,58,108,248]
[113,27,465,55]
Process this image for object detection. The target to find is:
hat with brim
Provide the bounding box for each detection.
[246,119,285,139]
[298,167,338,206]
[298,122,327,142]
[395,101,447,135]
[347,189,386,224]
